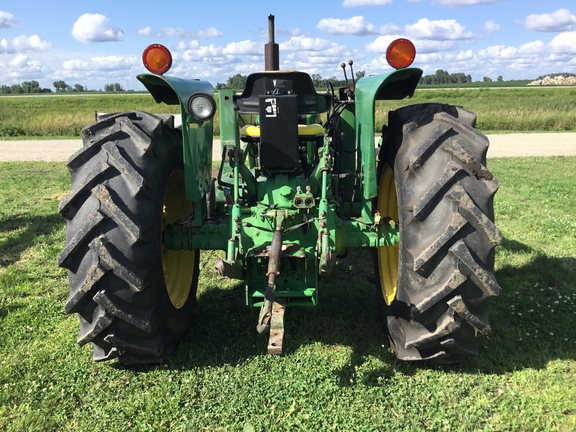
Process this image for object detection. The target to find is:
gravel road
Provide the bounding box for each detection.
[0,133,575,162]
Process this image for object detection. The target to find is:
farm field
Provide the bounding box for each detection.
[0,157,575,431]
[1,86,576,139]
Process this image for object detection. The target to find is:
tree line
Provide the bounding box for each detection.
[216,71,366,90]
[0,80,127,94]
[216,69,508,90]
[535,72,576,80]
[419,69,506,85]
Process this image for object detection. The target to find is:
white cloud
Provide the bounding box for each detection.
[137,26,151,36]
[405,18,475,40]
[371,30,576,80]
[548,31,576,54]
[155,26,222,39]
[342,0,392,7]
[186,44,222,59]
[484,21,500,36]
[317,16,400,36]
[63,56,139,71]
[177,40,200,51]
[71,14,124,43]
[276,27,304,37]
[519,9,576,33]
[518,40,545,55]
[455,50,474,60]
[365,35,456,53]
[477,45,518,59]
[363,17,476,56]
[0,34,51,54]
[432,0,504,7]
[175,40,259,63]
[280,35,333,52]
[278,35,361,73]
[9,54,29,68]
[222,40,260,55]
[0,54,49,81]
[0,11,17,29]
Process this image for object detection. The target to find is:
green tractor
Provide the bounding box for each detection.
[58,16,501,365]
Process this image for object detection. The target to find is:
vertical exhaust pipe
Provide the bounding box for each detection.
[265,14,279,71]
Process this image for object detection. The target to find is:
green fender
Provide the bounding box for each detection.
[137,73,214,204]
[354,68,423,202]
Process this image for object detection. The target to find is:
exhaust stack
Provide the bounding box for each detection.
[265,15,279,71]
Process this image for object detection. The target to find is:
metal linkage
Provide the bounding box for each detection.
[256,213,284,335]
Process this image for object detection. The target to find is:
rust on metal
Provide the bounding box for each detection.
[265,15,279,71]
[256,214,285,335]
[249,243,306,259]
[266,229,283,282]
[267,300,286,354]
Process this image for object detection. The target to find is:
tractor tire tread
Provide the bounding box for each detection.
[59,111,198,364]
[379,103,501,362]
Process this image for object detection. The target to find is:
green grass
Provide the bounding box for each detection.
[1,159,575,431]
[0,95,177,139]
[417,79,533,88]
[2,87,576,139]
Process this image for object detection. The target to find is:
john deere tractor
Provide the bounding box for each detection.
[58,16,501,365]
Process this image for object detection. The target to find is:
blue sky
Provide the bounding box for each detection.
[1,0,576,91]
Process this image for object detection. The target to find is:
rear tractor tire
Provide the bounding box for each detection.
[58,111,199,365]
[376,104,502,363]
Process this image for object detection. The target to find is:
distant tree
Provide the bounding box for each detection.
[355,70,365,80]
[10,84,23,94]
[310,73,323,88]
[215,83,227,90]
[53,80,69,92]
[226,74,247,90]
[73,84,86,92]
[419,71,474,86]
[497,75,503,82]
[21,80,41,93]
[104,83,124,92]
[483,76,493,82]
[0,85,12,94]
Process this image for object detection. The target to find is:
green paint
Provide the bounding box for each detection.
[143,67,421,308]
[137,73,214,202]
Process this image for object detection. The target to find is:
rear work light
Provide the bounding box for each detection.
[386,38,416,69]
[188,93,216,121]
[142,44,173,75]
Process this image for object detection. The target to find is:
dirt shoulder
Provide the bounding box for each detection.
[486,133,576,157]
[0,133,575,162]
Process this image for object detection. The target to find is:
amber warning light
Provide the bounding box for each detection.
[386,38,416,69]
[143,44,173,75]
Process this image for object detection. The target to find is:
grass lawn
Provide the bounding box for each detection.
[0,158,575,431]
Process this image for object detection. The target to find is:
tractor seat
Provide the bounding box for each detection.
[240,124,325,142]
[234,71,331,115]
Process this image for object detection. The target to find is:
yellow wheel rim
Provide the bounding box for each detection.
[377,164,399,306]
[162,168,196,309]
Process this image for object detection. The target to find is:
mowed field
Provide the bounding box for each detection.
[1,86,576,138]
[0,87,575,430]
[1,157,575,430]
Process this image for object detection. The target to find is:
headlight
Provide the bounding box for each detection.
[187,93,216,121]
